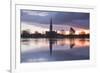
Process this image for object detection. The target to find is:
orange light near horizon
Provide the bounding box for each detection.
[74,39,90,48]
[57,31,69,35]
[75,30,90,35]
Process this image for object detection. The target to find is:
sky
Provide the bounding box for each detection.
[21,9,90,34]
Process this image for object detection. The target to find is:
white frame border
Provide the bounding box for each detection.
[11,3,96,73]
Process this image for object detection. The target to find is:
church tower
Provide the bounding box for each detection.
[46,18,57,38]
[50,18,53,32]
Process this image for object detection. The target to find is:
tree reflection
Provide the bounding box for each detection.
[48,38,88,55]
[48,38,75,56]
[21,38,89,56]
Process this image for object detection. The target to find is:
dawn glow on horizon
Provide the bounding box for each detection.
[21,9,89,35]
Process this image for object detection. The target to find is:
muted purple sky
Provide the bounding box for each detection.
[21,9,89,29]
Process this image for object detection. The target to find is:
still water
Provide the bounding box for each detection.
[21,38,89,62]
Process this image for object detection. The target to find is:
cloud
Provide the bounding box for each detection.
[21,10,50,24]
[21,10,89,29]
[22,10,49,16]
[52,12,89,24]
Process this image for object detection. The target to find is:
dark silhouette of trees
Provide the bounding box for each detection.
[30,31,43,38]
[21,19,89,39]
[21,30,30,38]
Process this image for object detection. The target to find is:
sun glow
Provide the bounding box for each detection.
[57,30,89,35]
[21,22,89,35]
[75,30,89,35]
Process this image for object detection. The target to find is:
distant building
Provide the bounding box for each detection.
[69,27,75,35]
[50,18,53,32]
[46,18,57,38]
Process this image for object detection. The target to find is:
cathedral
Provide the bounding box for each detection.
[46,18,57,38]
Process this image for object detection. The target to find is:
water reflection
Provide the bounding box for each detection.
[69,38,75,48]
[21,38,89,62]
[48,38,89,55]
[49,38,53,56]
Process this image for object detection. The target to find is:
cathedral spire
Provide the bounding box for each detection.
[50,18,53,32]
